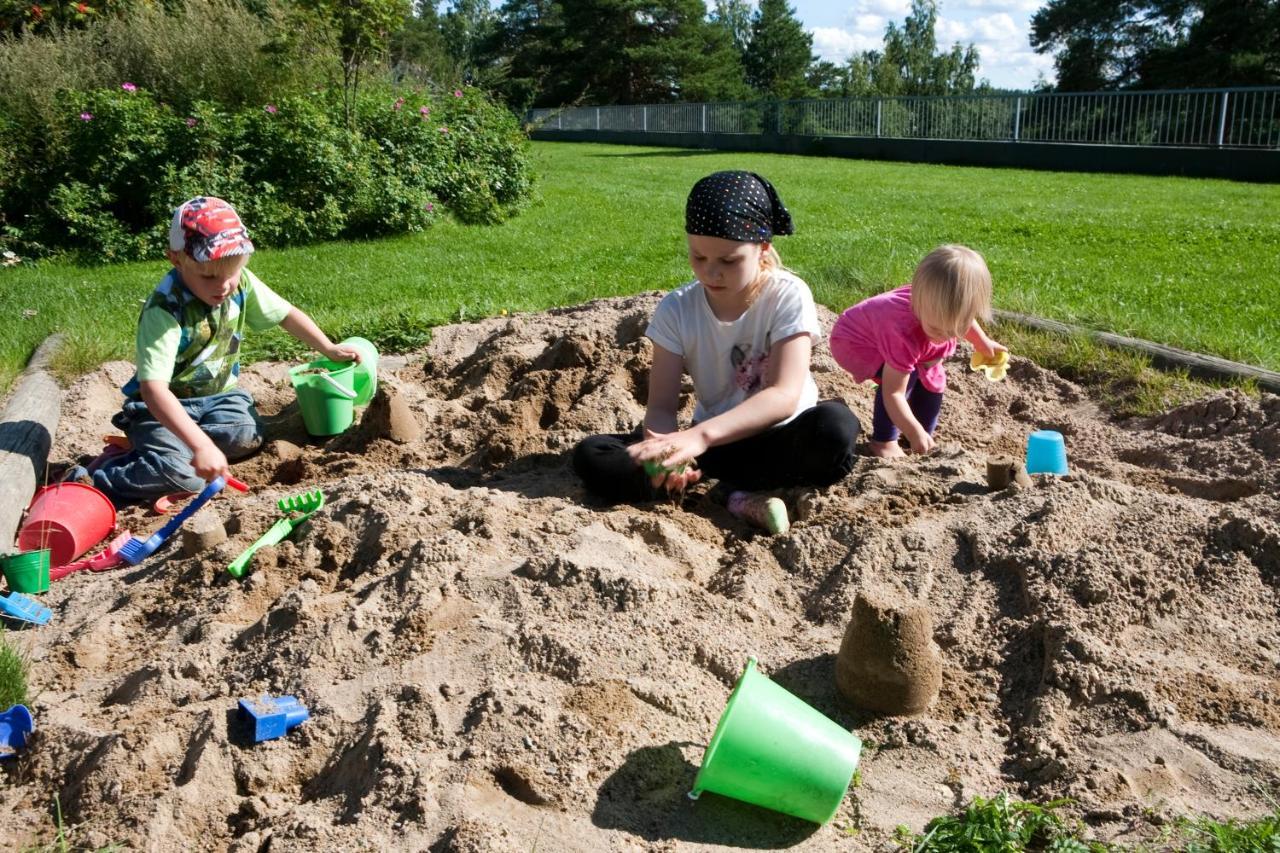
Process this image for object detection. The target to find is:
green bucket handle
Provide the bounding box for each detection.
[316,369,358,400]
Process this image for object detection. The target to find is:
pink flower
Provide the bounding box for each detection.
[121,82,136,93]
[419,105,430,117]
[186,117,198,127]
[264,104,278,114]
[439,126,449,134]
[79,111,93,121]
[453,89,463,97]
[424,202,434,212]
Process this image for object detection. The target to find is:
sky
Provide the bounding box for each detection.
[793,0,1056,90]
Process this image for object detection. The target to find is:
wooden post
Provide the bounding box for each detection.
[0,334,64,553]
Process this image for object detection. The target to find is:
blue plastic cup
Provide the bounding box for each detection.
[1025,430,1069,475]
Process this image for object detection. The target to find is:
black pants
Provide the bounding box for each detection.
[573,400,861,503]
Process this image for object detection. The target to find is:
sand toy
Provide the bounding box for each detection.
[50,532,133,581]
[970,349,1010,381]
[17,482,115,568]
[0,593,52,626]
[226,490,325,579]
[0,705,33,759]
[290,359,358,436]
[239,695,309,743]
[1,549,50,594]
[690,657,862,824]
[117,476,248,565]
[1026,429,1070,475]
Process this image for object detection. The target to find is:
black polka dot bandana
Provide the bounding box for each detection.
[684,171,795,243]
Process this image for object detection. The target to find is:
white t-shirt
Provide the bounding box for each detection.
[646,269,821,425]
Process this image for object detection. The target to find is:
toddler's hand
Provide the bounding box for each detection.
[908,430,937,455]
[977,339,1007,360]
[324,343,361,363]
[192,442,230,482]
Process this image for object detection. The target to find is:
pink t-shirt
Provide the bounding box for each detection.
[829,285,957,393]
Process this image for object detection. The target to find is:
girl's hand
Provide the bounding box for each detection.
[907,428,937,455]
[628,429,706,492]
[976,338,1007,360]
[323,343,361,363]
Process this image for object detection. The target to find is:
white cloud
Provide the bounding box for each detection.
[846,0,910,17]
[853,13,886,33]
[810,26,882,62]
[955,0,1039,12]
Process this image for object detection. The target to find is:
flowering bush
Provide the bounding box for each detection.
[0,84,532,262]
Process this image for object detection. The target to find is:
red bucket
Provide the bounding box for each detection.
[18,482,116,568]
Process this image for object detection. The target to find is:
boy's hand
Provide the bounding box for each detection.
[322,343,361,363]
[191,442,230,482]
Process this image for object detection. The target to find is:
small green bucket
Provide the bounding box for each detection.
[290,359,358,437]
[340,337,379,407]
[1,549,51,594]
[690,657,862,824]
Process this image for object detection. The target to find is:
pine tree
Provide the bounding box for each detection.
[743,0,814,99]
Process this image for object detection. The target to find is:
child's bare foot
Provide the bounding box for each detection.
[869,439,906,459]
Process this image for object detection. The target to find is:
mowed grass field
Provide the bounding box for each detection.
[2,141,1278,392]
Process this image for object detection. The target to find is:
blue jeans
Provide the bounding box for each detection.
[84,388,264,505]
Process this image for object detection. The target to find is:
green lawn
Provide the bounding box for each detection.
[3,141,1278,391]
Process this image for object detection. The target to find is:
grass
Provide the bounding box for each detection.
[895,793,1280,852]
[1,142,1277,399]
[0,624,30,710]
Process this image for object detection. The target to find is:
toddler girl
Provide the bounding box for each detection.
[830,244,1005,458]
[573,171,861,533]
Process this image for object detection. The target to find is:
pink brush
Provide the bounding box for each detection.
[49,532,133,581]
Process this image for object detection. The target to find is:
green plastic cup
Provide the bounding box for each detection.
[1,549,51,594]
[339,337,379,407]
[290,359,358,437]
[690,657,862,824]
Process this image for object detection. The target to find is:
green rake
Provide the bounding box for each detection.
[226,489,325,579]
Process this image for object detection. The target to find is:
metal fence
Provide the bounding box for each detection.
[529,87,1280,149]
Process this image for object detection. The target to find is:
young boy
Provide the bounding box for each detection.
[70,196,358,504]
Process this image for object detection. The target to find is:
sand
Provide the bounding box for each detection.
[1,293,1277,851]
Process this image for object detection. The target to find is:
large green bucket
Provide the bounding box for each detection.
[290,359,358,436]
[1,549,51,594]
[690,657,862,824]
[339,337,379,406]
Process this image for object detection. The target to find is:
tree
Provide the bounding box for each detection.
[389,1,456,83]
[1030,0,1280,90]
[709,0,752,56]
[743,0,813,99]
[298,0,412,124]
[841,0,980,96]
[441,0,497,68]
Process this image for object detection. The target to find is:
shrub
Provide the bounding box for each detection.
[0,626,29,710]
[0,83,532,262]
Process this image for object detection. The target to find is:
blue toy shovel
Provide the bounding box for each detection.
[0,593,52,626]
[117,475,249,566]
[0,704,33,760]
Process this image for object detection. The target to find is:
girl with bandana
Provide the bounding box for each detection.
[829,244,1006,458]
[573,171,861,534]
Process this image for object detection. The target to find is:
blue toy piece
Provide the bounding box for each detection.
[0,705,33,760]
[238,695,309,743]
[117,476,229,565]
[1025,429,1070,475]
[0,593,52,626]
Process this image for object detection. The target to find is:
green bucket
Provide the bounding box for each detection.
[340,337,379,407]
[289,359,358,437]
[690,657,862,824]
[1,549,51,594]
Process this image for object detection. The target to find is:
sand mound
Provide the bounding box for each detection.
[3,294,1277,850]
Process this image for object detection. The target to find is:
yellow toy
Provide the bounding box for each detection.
[969,349,1009,382]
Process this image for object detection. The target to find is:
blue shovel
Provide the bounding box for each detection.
[117,475,248,566]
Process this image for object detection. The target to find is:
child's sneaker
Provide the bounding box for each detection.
[727,490,789,535]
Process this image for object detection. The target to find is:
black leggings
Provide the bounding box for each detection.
[573,400,861,503]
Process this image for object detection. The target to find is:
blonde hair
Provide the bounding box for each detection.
[910,244,992,339]
[744,243,784,306]
[175,251,248,280]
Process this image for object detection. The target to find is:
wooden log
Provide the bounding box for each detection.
[0,335,64,554]
[994,309,1280,393]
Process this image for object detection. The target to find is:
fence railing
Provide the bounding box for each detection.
[528,88,1280,149]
